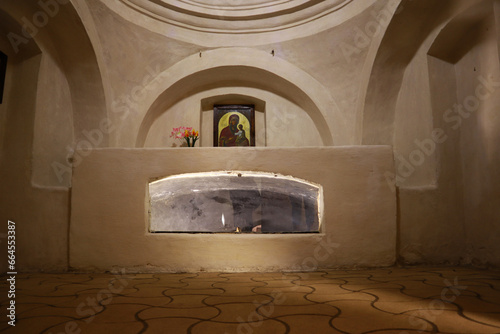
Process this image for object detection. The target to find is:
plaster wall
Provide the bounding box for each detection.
[392,1,500,266]
[0,0,391,273]
[85,0,205,147]
[144,89,322,148]
[2,0,500,273]
[395,41,466,264]
[0,55,69,273]
[455,14,500,266]
[32,53,74,187]
[70,146,396,272]
[394,54,437,187]
[84,0,386,148]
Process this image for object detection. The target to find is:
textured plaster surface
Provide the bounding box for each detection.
[70,146,396,272]
[1,0,500,273]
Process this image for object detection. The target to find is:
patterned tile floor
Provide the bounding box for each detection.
[1,267,500,333]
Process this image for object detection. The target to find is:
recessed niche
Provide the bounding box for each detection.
[149,171,322,233]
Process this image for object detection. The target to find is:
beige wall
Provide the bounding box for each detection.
[32,53,74,187]
[85,0,385,148]
[385,0,500,266]
[0,55,69,273]
[456,12,500,266]
[70,147,396,272]
[1,0,500,272]
[0,0,103,273]
[144,89,323,148]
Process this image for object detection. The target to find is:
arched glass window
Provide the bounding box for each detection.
[149,171,322,233]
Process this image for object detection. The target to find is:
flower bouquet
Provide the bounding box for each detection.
[170,126,199,147]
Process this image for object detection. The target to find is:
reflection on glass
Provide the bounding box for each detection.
[149,171,322,233]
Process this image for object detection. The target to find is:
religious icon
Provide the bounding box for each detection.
[213,105,255,147]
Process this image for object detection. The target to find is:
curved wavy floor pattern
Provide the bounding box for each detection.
[1,267,500,333]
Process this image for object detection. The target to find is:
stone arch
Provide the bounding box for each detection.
[361,0,487,145]
[109,0,376,47]
[2,1,108,146]
[428,0,494,64]
[135,48,344,147]
[0,1,108,187]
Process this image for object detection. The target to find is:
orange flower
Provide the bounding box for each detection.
[171,126,199,144]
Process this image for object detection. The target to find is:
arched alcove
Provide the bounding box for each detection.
[135,48,345,147]
[143,91,273,147]
[362,0,451,145]
[200,94,267,147]
[364,0,498,265]
[426,0,500,265]
[0,0,110,272]
[362,0,487,145]
[3,1,108,146]
[0,1,109,186]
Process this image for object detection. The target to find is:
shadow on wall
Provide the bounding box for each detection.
[134,48,343,148]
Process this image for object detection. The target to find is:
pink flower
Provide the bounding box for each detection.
[170,126,200,145]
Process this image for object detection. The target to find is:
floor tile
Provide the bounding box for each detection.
[406,309,500,333]
[204,294,272,306]
[209,302,262,322]
[277,314,343,334]
[3,316,79,334]
[138,304,219,320]
[267,303,340,318]
[2,267,500,334]
[461,311,500,328]
[189,319,288,334]
[90,303,150,323]
[142,318,199,333]
[211,284,261,296]
[48,320,145,334]
[374,298,458,314]
[453,295,500,313]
